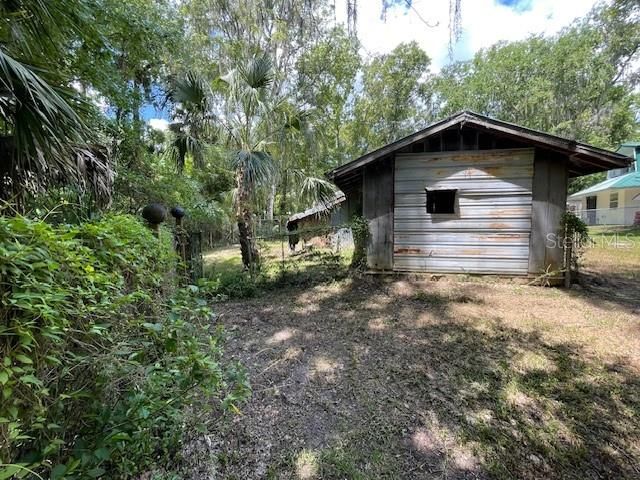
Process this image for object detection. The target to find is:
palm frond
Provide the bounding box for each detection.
[169,72,212,115]
[238,55,274,90]
[290,169,338,206]
[219,54,275,121]
[165,122,208,172]
[230,150,275,188]
[0,0,93,60]
[0,48,110,202]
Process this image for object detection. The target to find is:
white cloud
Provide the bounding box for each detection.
[148,118,169,131]
[335,0,599,70]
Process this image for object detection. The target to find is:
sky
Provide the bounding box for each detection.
[146,0,602,129]
[334,0,599,70]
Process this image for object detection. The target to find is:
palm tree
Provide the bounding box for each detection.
[168,55,336,271]
[0,0,111,207]
[165,72,215,172]
[217,55,279,270]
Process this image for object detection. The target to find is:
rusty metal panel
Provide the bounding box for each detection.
[393,148,534,275]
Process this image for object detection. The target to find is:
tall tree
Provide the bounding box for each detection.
[434,0,639,149]
[350,41,432,153]
[297,27,361,168]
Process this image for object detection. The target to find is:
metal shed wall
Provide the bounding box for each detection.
[393,148,535,274]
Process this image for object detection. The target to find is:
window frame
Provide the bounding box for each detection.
[609,192,619,209]
[425,188,457,215]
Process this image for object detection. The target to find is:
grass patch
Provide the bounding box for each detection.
[201,241,352,300]
[584,226,640,279]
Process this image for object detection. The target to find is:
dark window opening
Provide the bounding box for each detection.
[426,189,457,214]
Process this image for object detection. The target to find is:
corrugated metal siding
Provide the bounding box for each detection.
[393,148,534,274]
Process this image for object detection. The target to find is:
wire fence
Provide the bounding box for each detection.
[201,219,356,286]
[573,206,640,226]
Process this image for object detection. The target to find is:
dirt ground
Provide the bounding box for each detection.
[203,231,640,480]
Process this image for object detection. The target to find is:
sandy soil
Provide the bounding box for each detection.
[207,273,640,479]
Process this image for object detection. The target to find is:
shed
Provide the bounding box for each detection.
[286,192,346,249]
[326,111,631,277]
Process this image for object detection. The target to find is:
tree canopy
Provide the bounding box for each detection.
[1,0,638,228]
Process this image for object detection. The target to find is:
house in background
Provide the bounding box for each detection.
[567,142,640,226]
[326,111,631,278]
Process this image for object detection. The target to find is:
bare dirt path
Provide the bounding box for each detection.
[211,275,640,479]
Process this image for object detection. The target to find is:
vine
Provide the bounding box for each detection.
[562,211,589,285]
[350,215,370,268]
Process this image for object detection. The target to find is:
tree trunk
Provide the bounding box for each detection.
[279,169,288,216]
[236,168,260,270]
[266,183,276,221]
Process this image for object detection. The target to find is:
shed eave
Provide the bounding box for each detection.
[327,111,632,182]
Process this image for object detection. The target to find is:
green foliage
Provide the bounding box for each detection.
[562,210,589,241]
[296,27,361,167]
[113,150,227,234]
[199,272,261,300]
[562,211,590,271]
[435,0,639,149]
[350,216,370,269]
[568,172,607,195]
[351,41,432,152]
[0,214,249,478]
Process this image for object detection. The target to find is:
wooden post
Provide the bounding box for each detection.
[564,237,572,288]
[170,206,189,282]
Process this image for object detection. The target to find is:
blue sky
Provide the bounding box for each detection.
[496,0,533,12]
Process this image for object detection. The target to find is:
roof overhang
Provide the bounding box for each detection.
[327,111,632,184]
[287,192,346,224]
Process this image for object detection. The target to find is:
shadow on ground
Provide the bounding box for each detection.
[212,276,640,480]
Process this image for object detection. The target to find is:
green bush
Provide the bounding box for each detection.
[350,216,369,268]
[198,271,260,300]
[0,214,249,478]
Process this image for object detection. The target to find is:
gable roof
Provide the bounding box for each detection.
[568,171,640,199]
[327,111,632,183]
[616,143,640,165]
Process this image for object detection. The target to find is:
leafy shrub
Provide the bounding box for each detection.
[199,271,260,300]
[350,216,369,268]
[0,214,249,478]
[562,210,590,271]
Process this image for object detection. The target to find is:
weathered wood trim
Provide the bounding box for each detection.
[327,112,629,181]
[395,147,534,159]
[363,156,394,270]
[528,150,568,275]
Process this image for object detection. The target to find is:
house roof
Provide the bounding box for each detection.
[616,143,640,162]
[568,171,640,199]
[568,142,640,199]
[326,111,632,184]
[287,191,345,224]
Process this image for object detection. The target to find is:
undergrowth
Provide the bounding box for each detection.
[0,214,250,479]
[200,249,350,301]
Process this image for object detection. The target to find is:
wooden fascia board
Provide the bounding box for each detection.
[465,118,629,168]
[327,112,631,182]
